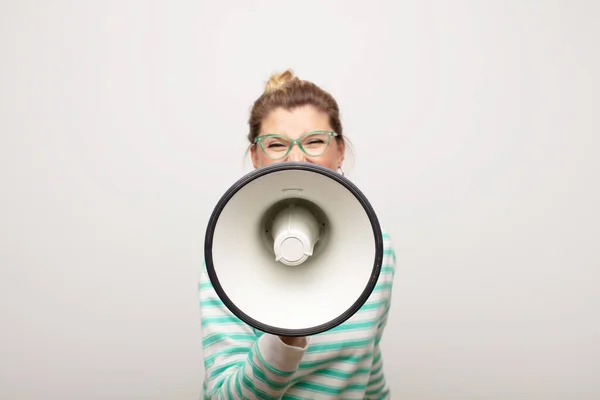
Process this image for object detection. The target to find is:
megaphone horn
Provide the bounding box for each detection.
[204,162,384,337]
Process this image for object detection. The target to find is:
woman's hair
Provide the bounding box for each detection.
[247,69,344,145]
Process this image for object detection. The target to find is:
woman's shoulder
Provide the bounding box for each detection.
[380,226,397,269]
[380,226,396,243]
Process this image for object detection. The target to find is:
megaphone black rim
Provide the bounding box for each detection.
[204,162,384,337]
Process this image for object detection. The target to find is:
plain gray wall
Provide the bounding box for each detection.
[1,1,598,399]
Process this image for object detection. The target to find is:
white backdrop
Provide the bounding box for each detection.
[1,1,599,399]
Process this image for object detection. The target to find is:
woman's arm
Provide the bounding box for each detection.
[199,263,307,399]
[365,232,397,399]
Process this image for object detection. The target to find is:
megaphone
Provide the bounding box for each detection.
[204,162,384,337]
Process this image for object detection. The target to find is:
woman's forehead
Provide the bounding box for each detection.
[260,106,332,138]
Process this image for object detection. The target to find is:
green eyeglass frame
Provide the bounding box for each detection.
[253,130,339,160]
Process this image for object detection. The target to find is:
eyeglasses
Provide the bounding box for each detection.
[254,130,339,160]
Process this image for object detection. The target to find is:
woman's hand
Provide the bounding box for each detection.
[278,336,306,347]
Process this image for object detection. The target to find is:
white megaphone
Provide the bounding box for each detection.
[204,162,384,337]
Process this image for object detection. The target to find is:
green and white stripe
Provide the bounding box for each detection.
[199,232,396,399]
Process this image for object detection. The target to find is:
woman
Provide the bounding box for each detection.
[199,70,397,399]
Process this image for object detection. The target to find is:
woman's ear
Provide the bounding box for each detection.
[336,138,345,168]
[250,144,260,168]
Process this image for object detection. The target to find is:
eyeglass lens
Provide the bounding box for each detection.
[261,133,331,158]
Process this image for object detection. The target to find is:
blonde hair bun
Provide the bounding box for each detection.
[264,69,297,92]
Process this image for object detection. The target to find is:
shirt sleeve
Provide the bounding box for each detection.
[199,262,308,399]
[365,231,397,399]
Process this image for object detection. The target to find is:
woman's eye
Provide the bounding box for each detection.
[267,143,286,148]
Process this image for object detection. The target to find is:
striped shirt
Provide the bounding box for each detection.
[198,232,397,399]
